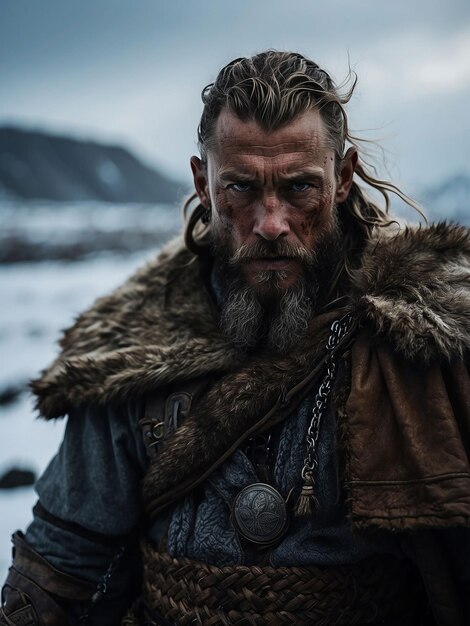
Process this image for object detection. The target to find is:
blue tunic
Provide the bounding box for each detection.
[26,380,400,591]
[23,382,470,624]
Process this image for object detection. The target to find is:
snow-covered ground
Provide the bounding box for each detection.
[0,201,179,580]
[0,199,182,261]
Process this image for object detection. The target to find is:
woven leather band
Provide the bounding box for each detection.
[127,545,427,626]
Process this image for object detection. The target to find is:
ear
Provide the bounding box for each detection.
[335,147,358,203]
[190,156,210,208]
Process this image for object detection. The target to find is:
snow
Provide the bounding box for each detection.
[0,200,181,255]
[0,200,179,581]
[0,489,38,577]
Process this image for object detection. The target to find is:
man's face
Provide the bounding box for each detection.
[193,108,356,283]
[191,108,356,351]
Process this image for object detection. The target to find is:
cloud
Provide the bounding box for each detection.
[356,26,470,105]
[0,1,469,185]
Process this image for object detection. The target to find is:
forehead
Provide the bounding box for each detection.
[211,108,329,164]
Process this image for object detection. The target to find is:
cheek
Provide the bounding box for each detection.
[323,181,335,210]
[214,192,234,232]
[214,191,253,240]
[299,214,321,237]
[298,188,335,238]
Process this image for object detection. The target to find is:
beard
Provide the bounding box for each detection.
[211,214,343,354]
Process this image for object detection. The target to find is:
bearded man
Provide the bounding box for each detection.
[2,51,469,626]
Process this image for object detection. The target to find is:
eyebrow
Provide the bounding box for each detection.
[219,170,254,182]
[218,167,325,182]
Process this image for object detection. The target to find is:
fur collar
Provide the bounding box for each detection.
[31,223,470,419]
[351,222,470,362]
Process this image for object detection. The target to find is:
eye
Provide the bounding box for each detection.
[228,182,252,193]
[290,182,313,193]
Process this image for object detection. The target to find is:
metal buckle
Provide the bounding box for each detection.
[231,483,289,546]
[150,421,165,445]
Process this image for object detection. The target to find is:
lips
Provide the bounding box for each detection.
[246,257,296,271]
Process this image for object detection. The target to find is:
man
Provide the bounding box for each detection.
[1,51,469,625]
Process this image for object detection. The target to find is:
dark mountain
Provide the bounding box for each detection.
[0,126,184,203]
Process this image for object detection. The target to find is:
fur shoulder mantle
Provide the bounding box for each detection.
[31,223,470,418]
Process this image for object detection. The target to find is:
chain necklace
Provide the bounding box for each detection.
[232,313,355,544]
[295,313,355,516]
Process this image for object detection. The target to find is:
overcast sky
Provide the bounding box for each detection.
[1,0,469,192]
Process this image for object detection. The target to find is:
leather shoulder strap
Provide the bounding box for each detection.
[139,378,211,460]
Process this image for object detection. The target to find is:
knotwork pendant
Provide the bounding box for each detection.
[231,483,289,546]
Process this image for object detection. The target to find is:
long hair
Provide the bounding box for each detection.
[185,51,423,287]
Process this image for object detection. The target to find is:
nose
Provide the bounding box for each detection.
[252,195,290,240]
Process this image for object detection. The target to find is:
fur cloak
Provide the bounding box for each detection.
[30,223,470,532]
[31,222,470,419]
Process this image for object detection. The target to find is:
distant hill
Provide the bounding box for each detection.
[421,174,470,225]
[0,126,184,203]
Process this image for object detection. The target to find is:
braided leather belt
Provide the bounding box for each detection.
[124,544,426,626]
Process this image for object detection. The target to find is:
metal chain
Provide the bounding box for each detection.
[300,313,354,482]
[78,545,126,624]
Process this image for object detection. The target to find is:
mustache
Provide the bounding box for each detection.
[229,239,316,266]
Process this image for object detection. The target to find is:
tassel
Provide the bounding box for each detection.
[294,476,318,517]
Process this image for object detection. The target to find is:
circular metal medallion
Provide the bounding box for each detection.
[231,483,289,545]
